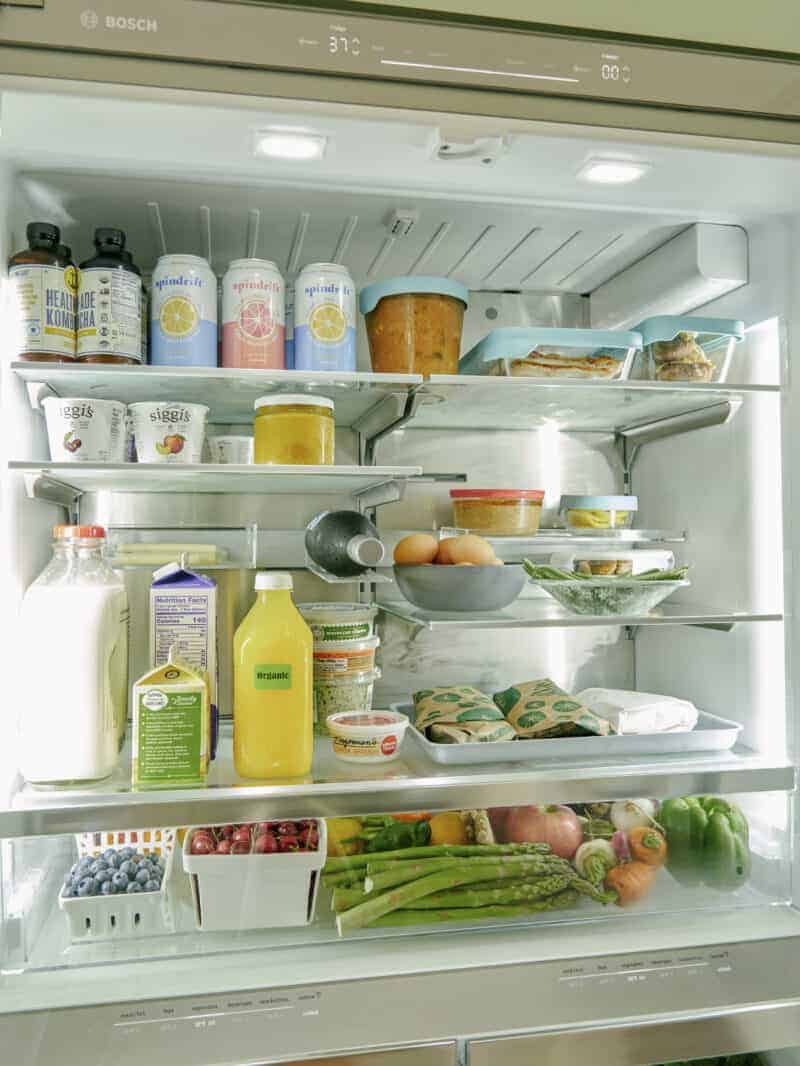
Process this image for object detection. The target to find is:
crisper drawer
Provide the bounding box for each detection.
[468,1004,800,1066]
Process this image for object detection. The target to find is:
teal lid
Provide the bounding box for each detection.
[634,316,745,345]
[359,276,469,315]
[460,327,642,373]
[560,495,639,511]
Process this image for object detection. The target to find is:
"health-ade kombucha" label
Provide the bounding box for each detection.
[10,263,77,359]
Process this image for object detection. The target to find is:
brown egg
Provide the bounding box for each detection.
[435,537,458,565]
[448,534,497,566]
[394,533,439,566]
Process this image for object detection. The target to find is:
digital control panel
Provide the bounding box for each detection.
[1,0,800,119]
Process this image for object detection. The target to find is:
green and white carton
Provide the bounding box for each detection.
[132,645,209,790]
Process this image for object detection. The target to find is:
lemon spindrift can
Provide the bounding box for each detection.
[294,262,356,371]
[150,254,217,367]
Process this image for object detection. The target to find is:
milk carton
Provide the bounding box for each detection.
[150,562,218,756]
[132,648,209,789]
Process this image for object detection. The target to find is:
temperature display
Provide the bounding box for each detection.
[602,63,620,80]
[329,33,361,56]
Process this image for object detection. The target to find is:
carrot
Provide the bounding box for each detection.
[605,861,656,906]
[628,826,667,867]
[390,812,431,823]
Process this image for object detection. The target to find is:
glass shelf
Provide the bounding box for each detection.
[379,599,783,630]
[3,725,793,839]
[13,363,422,428]
[413,375,779,432]
[10,461,422,496]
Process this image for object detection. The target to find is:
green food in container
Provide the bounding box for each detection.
[314,668,381,735]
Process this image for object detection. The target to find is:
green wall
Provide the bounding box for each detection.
[346,0,800,54]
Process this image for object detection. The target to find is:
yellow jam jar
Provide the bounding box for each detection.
[253,394,335,465]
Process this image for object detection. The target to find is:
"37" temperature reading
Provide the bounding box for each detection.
[329,34,361,56]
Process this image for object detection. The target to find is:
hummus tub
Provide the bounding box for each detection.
[42,397,125,462]
[130,402,209,463]
[326,710,408,764]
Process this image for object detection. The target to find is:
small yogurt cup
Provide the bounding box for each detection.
[313,636,380,680]
[42,397,126,463]
[326,710,408,764]
[208,435,254,465]
[130,402,208,464]
[299,602,377,642]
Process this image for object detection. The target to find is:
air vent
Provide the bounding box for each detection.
[385,209,420,237]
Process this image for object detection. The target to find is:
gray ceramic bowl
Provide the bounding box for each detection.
[393,564,526,612]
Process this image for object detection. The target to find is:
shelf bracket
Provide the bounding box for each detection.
[25,380,58,411]
[356,390,421,465]
[616,399,741,487]
[352,478,406,512]
[23,473,82,521]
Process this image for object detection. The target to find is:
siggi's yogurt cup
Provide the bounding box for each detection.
[42,397,125,462]
[208,435,253,464]
[130,401,208,464]
[326,710,408,764]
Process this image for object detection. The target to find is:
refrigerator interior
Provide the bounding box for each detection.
[0,73,799,1055]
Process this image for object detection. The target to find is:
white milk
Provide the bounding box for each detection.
[17,585,129,785]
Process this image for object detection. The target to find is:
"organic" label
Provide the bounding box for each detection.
[254,664,292,690]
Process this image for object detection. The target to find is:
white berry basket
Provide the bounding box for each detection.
[58,827,176,942]
[182,821,327,932]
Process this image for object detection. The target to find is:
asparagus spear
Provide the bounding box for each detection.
[321,869,365,889]
[334,870,571,913]
[339,860,582,933]
[366,889,580,927]
[323,842,551,874]
[401,874,574,909]
[365,856,566,895]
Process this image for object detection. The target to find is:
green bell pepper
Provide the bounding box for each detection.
[659,795,750,892]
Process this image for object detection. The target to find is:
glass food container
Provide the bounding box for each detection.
[459,327,641,379]
[549,548,675,576]
[450,489,545,535]
[560,495,638,531]
[359,276,469,375]
[253,394,335,465]
[634,315,745,383]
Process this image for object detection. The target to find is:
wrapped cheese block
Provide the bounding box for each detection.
[575,688,698,734]
[493,678,612,738]
[413,685,515,743]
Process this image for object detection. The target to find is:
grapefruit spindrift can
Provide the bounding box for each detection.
[221,258,285,369]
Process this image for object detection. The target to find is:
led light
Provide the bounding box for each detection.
[578,159,650,185]
[252,130,327,161]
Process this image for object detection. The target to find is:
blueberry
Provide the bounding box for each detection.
[143,879,160,892]
[102,848,117,861]
[77,877,98,897]
[119,846,135,858]
[119,860,137,877]
[89,860,108,876]
[126,881,143,893]
[100,880,115,895]
[134,868,149,885]
[108,853,122,869]
[95,869,112,884]
[112,871,129,890]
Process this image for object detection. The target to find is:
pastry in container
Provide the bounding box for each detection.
[549,548,675,576]
[459,327,641,379]
[560,495,638,531]
[450,489,545,536]
[634,316,744,383]
[359,276,469,375]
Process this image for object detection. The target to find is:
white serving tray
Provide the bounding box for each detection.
[391,704,742,765]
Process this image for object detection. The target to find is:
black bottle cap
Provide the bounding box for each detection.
[27,221,60,245]
[94,227,126,250]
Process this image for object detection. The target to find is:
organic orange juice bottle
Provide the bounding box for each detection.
[233,572,313,779]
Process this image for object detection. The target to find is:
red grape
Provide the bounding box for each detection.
[278,835,300,852]
[254,833,279,854]
[190,834,216,855]
[230,840,251,854]
[215,839,232,854]
[232,827,252,845]
[276,821,297,836]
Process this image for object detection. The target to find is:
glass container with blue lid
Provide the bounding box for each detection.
[459,327,641,380]
[634,315,744,383]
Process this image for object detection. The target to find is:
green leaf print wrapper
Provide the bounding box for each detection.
[493,678,612,739]
[413,685,512,741]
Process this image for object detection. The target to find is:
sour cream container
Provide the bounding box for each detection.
[326,710,408,764]
[208,435,254,464]
[42,397,126,462]
[129,401,209,463]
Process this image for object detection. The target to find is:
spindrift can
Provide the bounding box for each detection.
[221,259,285,369]
[294,263,356,371]
[150,254,217,367]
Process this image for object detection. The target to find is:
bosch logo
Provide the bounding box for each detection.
[80,10,158,33]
